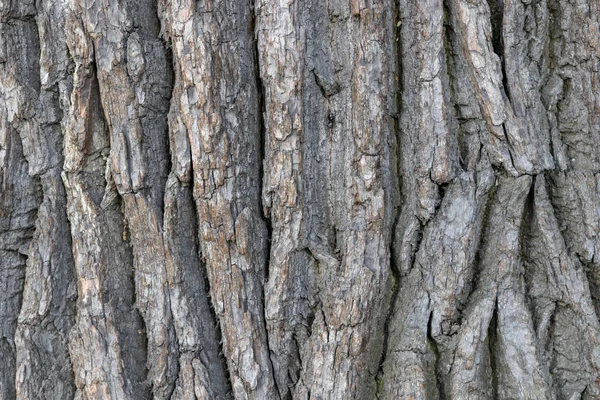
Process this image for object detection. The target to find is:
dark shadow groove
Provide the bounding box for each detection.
[250,1,281,398]
[156,31,175,227]
[519,174,537,313]
[251,0,272,285]
[149,5,179,393]
[488,300,499,399]
[189,167,234,397]
[110,191,152,399]
[375,1,403,395]
[486,0,510,100]
[427,310,445,399]
[465,178,498,302]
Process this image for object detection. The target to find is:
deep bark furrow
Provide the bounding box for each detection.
[375,3,403,390]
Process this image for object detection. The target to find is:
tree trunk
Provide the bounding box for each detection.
[1,0,599,399]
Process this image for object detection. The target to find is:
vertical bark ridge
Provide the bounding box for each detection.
[73,0,178,397]
[256,0,311,397]
[257,0,397,398]
[447,176,547,399]
[500,0,556,174]
[384,0,472,396]
[384,171,494,398]
[523,176,600,398]
[448,0,555,174]
[545,0,600,321]
[62,10,149,397]
[158,5,234,397]
[14,0,78,397]
[159,1,277,398]
[0,2,44,397]
[162,175,232,399]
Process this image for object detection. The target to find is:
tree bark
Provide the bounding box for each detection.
[1,0,599,399]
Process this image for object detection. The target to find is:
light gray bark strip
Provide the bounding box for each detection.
[501,0,555,172]
[385,0,487,396]
[398,0,456,223]
[392,0,455,288]
[448,0,554,174]
[290,2,396,398]
[384,169,494,399]
[256,0,309,397]
[160,1,277,398]
[447,175,550,399]
[158,4,234,397]
[73,0,178,397]
[62,9,149,397]
[525,176,600,398]
[545,0,600,321]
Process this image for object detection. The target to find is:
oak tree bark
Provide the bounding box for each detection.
[1,0,599,399]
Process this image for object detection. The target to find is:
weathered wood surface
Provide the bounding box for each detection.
[1,0,599,399]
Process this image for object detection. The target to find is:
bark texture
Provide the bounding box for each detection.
[1,0,599,399]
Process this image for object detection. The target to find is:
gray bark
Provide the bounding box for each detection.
[1,0,599,399]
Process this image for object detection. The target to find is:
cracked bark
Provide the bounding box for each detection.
[1,0,600,399]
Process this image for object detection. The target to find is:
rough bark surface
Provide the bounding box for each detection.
[1,0,599,399]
